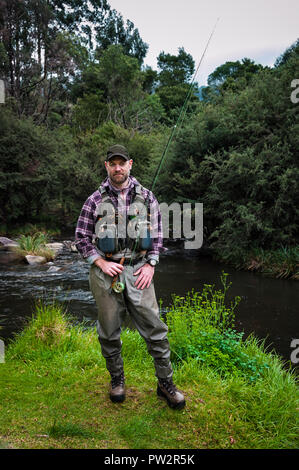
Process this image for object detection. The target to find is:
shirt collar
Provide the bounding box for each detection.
[103,176,139,194]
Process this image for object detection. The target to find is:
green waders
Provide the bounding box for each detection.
[89,259,173,380]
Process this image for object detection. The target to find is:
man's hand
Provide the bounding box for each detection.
[94,258,124,277]
[133,263,155,290]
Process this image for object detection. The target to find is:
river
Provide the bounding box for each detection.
[0,240,298,370]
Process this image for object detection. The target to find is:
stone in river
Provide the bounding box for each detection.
[25,255,47,265]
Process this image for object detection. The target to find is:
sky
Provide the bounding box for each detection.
[109,0,299,86]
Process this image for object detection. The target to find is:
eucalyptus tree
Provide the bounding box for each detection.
[0,0,148,121]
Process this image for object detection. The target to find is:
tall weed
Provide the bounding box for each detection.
[165,273,270,382]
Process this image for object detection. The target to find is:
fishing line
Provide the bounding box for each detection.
[150,18,220,192]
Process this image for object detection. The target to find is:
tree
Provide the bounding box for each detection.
[0,0,148,122]
[154,47,299,258]
[157,47,195,87]
[155,47,198,123]
[71,45,165,132]
[274,38,299,67]
[204,58,265,98]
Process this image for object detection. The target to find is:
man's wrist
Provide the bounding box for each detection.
[94,257,105,268]
[147,258,158,267]
[146,253,159,264]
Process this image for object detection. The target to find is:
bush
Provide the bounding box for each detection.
[16,232,54,261]
[165,273,270,382]
[156,48,299,261]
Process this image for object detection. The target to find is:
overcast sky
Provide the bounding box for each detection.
[109,0,299,85]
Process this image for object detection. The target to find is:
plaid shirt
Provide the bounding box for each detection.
[75,176,164,264]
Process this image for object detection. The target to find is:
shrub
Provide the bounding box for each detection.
[16,232,54,261]
[165,273,270,382]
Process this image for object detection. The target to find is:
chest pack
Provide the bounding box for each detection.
[94,184,153,255]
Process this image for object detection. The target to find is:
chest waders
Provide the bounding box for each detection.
[94,184,153,293]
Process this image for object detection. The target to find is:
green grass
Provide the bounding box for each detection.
[0,288,298,450]
[245,246,299,280]
[15,232,55,261]
[216,245,299,280]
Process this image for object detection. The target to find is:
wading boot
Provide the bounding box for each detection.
[157,378,186,410]
[109,372,125,403]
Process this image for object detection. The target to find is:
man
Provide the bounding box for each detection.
[75,144,185,410]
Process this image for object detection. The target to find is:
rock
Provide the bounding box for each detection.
[63,240,78,252]
[25,255,47,265]
[1,243,19,252]
[70,242,78,252]
[0,236,16,245]
[45,242,64,253]
[0,251,24,264]
[47,266,62,272]
[0,237,19,251]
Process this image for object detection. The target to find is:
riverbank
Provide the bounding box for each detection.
[213,246,299,281]
[0,285,298,450]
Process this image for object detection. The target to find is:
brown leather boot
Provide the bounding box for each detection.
[157,378,186,410]
[109,372,125,403]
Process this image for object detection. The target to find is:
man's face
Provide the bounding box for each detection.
[105,156,133,186]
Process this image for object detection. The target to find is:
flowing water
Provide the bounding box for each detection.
[0,240,298,370]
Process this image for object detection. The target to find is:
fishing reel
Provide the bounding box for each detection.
[111,256,126,294]
[112,281,125,294]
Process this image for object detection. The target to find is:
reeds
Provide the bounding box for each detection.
[16,232,54,261]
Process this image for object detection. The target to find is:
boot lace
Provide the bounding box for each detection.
[111,372,125,389]
[160,379,177,396]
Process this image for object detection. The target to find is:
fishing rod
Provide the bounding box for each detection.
[110,19,219,293]
[150,18,220,192]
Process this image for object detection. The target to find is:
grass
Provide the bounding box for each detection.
[0,285,298,450]
[245,246,299,280]
[15,232,55,261]
[216,245,299,280]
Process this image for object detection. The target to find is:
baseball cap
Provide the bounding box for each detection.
[106,144,130,161]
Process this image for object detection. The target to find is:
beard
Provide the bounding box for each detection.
[109,170,130,186]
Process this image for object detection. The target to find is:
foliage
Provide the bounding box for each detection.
[7,223,60,238]
[0,1,298,273]
[156,47,199,123]
[0,0,147,122]
[0,107,58,224]
[157,47,195,87]
[16,232,54,260]
[274,38,299,67]
[244,246,299,280]
[2,294,298,449]
[71,45,166,132]
[164,273,269,382]
[156,42,299,264]
[205,58,266,97]
[166,272,239,333]
[0,107,101,227]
